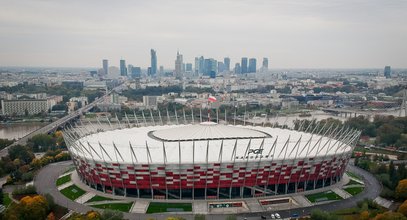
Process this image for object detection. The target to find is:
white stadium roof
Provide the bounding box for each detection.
[70,122,356,164]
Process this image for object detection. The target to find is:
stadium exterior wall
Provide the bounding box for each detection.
[72,154,349,199]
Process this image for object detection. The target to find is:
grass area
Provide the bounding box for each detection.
[60,184,86,200]
[3,193,12,206]
[346,171,362,181]
[56,174,72,186]
[85,195,115,203]
[305,190,342,203]
[91,202,133,212]
[344,187,364,196]
[146,202,193,214]
[345,179,363,186]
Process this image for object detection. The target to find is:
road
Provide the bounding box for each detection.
[35,161,381,220]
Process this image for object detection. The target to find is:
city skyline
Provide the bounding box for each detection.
[0,0,406,68]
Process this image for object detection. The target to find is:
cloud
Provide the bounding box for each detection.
[0,0,406,68]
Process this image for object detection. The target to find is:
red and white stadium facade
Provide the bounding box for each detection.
[63,109,360,200]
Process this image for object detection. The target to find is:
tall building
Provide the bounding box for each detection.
[204,58,217,76]
[174,51,183,79]
[241,57,248,74]
[248,58,257,73]
[217,61,225,73]
[224,57,230,72]
[150,49,157,76]
[199,56,205,74]
[234,63,241,74]
[159,66,164,76]
[384,66,391,78]
[102,59,109,75]
[131,67,141,78]
[120,59,127,76]
[262,58,269,70]
[186,63,193,73]
[194,57,200,75]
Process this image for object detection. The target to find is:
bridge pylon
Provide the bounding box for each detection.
[400,90,407,117]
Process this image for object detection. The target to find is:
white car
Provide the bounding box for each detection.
[270,213,275,219]
[274,213,281,219]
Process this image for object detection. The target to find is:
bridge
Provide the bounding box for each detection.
[323,90,407,118]
[321,107,403,118]
[0,90,113,157]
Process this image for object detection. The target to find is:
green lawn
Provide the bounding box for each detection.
[56,174,72,186]
[146,202,193,214]
[346,171,362,181]
[60,184,86,200]
[85,195,115,203]
[3,193,12,206]
[344,187,364,196]
[305,190,342,203]
[91,202,133,212]
[345,179,363,186]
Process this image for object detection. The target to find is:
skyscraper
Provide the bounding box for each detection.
[248,58,257,73]
[150,49,157,76]
[120,59,127,76]
[217,61,225,73]
[224,57,230,72]
[384,66,391,78]
[102,59,108,75]
[199,56,205,74]
[186,63,193,72]
[159,66,164,76]
[234,63,241,74]
[204,58,217,76]
[262,57,269,70]
[241,57,248,74]
[174,51,183,79]
[194,57,200,75]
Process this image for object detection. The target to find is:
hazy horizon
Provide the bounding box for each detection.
[1,0,406,69]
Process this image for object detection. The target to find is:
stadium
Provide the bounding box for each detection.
[63,110,360,200]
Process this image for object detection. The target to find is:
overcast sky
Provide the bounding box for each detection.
[0,0,406,69]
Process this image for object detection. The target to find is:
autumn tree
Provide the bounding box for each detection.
[399,200,407,217]
[397,179,407,200]
[19,195,49,220]
[359,210,370,220]
[374,211,407,220]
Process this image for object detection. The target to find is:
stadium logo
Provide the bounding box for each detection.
[248,149,264,155]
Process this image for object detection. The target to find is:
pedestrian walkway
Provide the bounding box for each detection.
[75,192,95,204]
[245,199,264,212]
[57,181,73,191]
[292,195,312,207]
[130,200,150,213]
[193,201,208,214]
[374,197,394,209]
[332,188,352,199]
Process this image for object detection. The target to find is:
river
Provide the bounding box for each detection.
[0,122,48,140]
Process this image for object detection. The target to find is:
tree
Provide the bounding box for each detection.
[310,209,338,220]
[377,124,402,146]
[8,145,34,164]
[18,195,49,220]
[399,200,407,217]
[374,211,407,220]
[47,212,56,220]
[396,179,407,200]
[194,214,206,220]
[100,210,123,220]
[359,210,370,220]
